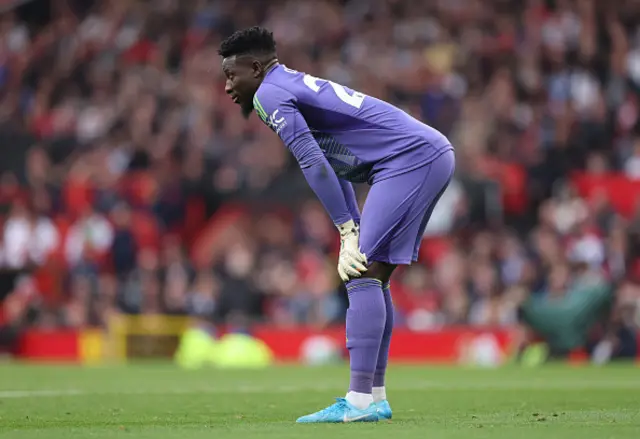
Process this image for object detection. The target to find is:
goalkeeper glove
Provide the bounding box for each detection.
[337,219,368,282]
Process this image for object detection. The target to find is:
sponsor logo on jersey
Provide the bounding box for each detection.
[268,109,287,134]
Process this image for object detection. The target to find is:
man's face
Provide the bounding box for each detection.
[222,56,261,119]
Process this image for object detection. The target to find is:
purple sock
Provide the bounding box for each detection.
[346,278,386,394]
[374,282,394,388]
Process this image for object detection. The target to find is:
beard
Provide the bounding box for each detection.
[241,100,254,119]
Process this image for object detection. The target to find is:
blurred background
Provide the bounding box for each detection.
[0,0,639,367]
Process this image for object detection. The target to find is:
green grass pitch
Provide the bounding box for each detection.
[0,363,638,438]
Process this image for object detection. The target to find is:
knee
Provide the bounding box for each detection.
[361,261,397,284]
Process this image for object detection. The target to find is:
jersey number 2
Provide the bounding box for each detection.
[303,74,366,109]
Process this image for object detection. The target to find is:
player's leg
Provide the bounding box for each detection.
[296,183,403,423]
[360,149,456,418]
[344,277,386,408]
[361,263,396,418]
[352,262,395,407]
[352,177,424,419]
[296,274,384,423]
[296,277,383,424]
[296,262,388,422]
[296,151,454,423]
[340,178,428,416]
[342,261,397,412]
[374,281,394,404]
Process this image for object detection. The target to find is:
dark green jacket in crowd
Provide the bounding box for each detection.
[520,275,612,354]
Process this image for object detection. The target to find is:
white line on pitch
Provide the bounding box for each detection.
[2,380,640,399]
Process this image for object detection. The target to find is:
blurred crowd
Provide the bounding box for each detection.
[1,0,640,351]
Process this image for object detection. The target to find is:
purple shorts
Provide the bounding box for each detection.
[359,149,455,265]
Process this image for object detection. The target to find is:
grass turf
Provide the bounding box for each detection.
[0,363,638,438]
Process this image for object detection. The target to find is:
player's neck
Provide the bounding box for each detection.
[264,59,279,74]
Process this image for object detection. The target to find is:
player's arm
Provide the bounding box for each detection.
[254,84,367,281]
[254,85,352,226]
[338,179,361,226]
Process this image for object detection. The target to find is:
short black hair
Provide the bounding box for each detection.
[218,26,277,58]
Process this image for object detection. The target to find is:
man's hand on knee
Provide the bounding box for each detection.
[337,219,368,282]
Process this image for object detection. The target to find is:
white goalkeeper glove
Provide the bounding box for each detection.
[337,219,368,282]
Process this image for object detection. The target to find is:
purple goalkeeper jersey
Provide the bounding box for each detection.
[252,64,453,225]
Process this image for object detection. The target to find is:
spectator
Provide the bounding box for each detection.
[624,139,640,180]
[161,236,191,314]
[217,240,262,321]
[110,202,137,276]
[3,200,58,270]
[65,206,114,268]
[186,269,219,320]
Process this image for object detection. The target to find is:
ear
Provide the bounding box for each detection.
[252,60,263,78]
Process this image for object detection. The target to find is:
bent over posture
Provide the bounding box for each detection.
[219,26,455,423]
